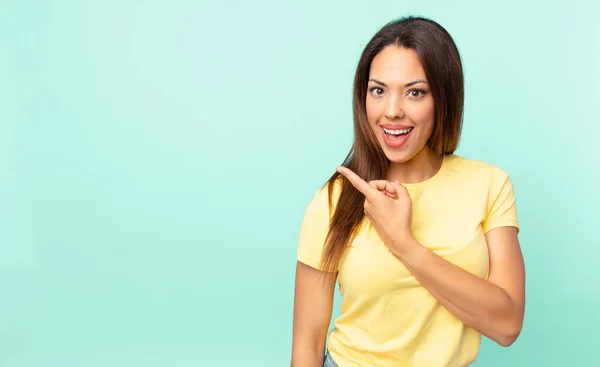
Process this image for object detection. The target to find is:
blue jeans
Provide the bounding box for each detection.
[324,350,339,367]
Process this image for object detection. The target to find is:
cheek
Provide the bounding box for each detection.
[365,99,381,125]
[407,101,435,128]
[365,107,375,125]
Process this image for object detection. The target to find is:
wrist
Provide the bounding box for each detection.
[390,234,426,267]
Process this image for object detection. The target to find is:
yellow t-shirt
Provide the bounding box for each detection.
[296,154,519,367]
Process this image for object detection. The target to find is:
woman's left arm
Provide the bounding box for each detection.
[335,166,525,347]
[391,226,525,347]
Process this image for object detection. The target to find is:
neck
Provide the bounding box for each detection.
[387,148,444,184]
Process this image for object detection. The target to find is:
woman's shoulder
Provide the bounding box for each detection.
[446,154,512,181]
[305,175,343,216]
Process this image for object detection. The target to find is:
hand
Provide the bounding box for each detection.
[336,166,414,253]
[370,179,400,199]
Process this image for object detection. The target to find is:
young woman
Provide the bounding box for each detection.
[291,16,525,367]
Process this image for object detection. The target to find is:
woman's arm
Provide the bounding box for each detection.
[391,226,525,347]
[291,261,336,367]
[335,165,525,347]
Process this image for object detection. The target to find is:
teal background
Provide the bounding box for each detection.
[1,0,598,366]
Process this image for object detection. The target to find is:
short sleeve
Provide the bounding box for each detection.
[296,186,332,270]
[481,167,520,234]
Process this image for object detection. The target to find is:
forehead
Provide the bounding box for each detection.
[369,45,426,82]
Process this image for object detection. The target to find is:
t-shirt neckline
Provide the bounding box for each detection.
[401,154,454,191]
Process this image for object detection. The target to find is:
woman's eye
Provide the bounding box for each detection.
[408,89,426,98]
[370,87,384,96]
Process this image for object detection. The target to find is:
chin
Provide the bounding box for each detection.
[375,130,424,165]
[382,150,415,164]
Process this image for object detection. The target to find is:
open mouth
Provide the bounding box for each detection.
[381,126,413,148]
[382,126,413,138]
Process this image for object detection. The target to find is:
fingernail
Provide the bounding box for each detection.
[395,180,400,184]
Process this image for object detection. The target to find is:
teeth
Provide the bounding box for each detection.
[383,127,413,135]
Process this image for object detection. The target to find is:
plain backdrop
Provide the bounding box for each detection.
[1,0,599,366]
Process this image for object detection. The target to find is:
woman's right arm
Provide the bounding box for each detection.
[291,260,336,367]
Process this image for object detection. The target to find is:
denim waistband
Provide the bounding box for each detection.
[324,350,339,367]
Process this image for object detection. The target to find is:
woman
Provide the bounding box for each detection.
[291,16,525,367]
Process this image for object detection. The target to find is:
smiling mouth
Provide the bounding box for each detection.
[382,126,413,137]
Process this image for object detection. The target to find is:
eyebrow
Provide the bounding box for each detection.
[369,78,428,87]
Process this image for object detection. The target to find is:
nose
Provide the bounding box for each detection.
[384,94,405,120]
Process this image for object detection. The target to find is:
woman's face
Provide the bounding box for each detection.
[366,45,435,163]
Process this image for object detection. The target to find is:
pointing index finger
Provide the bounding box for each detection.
[336,166,375,198]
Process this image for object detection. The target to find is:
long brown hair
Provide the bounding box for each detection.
[319,16,465,273]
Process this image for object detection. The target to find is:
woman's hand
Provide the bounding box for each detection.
[336,166,414,252]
